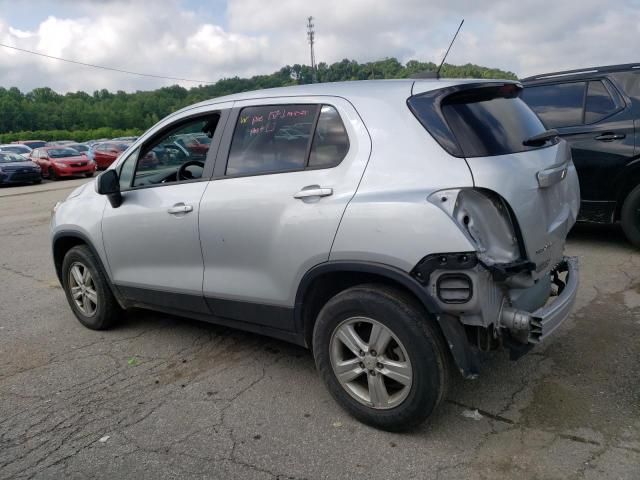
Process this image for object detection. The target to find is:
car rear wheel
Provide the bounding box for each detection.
[61,245,122,330]
[312,284,449,431]
[621,184,640,248]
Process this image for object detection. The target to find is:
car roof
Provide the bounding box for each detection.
[521,63,640,83]
[172,78,518,115]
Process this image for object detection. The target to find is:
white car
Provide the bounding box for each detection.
[0,143,32,159]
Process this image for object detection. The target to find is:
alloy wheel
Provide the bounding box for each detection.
[68,262,98,317]
[329,317,413,409]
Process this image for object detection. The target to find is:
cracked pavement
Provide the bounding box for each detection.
[0,180,639,479]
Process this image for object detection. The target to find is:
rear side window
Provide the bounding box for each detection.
[585,80,618,124]
[610,71,640,98]
[226,105,319,176]
[521,82,586,128]
[308,105,350,168]
[409,84,548,158]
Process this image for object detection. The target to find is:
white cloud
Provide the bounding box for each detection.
[0,0,638,93]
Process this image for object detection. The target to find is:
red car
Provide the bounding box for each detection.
[92,142,131,169]
[30,147,95,180]
[176,134,211,159]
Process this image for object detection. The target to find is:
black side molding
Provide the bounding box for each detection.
[295,261,480,379]
[52,230,128,308]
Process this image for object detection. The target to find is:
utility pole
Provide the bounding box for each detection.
[307,16,316,83]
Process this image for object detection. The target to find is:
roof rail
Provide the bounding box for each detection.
[521,63,640,82]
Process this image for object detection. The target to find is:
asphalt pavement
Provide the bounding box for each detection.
[0,182,638,479]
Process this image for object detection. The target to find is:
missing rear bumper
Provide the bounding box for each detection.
[500,257,579,344]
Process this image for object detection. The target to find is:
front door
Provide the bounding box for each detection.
[102,109,229,314]
[198,98,371,330]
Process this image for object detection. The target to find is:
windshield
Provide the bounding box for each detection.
[0,152,27,163]
[48,148,82,158]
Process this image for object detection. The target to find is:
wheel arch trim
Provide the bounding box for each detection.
[294,260,479,378]
[51,230,127,308]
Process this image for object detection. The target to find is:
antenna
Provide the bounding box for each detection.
[307,16,317,83]
[436,19,464,79]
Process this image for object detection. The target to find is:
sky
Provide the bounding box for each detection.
[0,0,639,93]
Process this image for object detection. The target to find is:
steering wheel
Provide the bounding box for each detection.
[177,160,205,181]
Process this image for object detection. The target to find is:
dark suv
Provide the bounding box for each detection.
[521,64,640,246]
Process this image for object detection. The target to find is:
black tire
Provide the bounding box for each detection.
[49,168,57,180]
[312,284,449,431]
[85,172,94,178]
[621,184,640,248]
[33,179,42,184]
[61,245,123,330]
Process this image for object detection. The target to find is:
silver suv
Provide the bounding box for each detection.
[51,79,580,431]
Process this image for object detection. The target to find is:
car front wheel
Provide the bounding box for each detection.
[621,184,640,248]
[313,284,449,431]
[61,245,122,330]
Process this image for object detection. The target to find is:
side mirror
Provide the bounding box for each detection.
[97,169,123,208]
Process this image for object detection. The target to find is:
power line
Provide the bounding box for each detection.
[0,42,215,84]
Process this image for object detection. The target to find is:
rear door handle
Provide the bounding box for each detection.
[293,186,333,199]
[167,203,193,214]
[595,133,625,141]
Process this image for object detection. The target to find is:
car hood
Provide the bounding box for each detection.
[0,161,39,168]
[50,156,87,163]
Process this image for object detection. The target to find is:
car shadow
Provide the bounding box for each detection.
[568,221,631,248]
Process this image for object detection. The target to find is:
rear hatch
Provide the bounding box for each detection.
[409,82,580,276]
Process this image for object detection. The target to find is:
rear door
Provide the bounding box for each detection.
[522,79,635,208]
[198,97,370,330]
[409,83,580,275]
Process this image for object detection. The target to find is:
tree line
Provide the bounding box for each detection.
[0,58,517,142]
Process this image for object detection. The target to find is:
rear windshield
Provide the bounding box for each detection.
[409,84,550,158]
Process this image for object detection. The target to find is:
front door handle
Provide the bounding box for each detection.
[293,186,333,199]
[595,133,625,141]
[167,203,193,214]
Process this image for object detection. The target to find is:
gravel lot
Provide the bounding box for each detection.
[0,180,638,479]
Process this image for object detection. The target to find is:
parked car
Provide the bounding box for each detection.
[12,140,46,149]
[111,136,138,142]
[30,147,95,180]
[45,140,77,147]
[521,63,640,246]
[51,80,580,431]
[65,143,90,154]
[175,134,211,159]
[0,143,32,158]
[92,142,132,169]
[0,151,41,185]
[85,138,110,147]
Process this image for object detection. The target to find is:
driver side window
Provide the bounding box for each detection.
[131,115,219,188]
